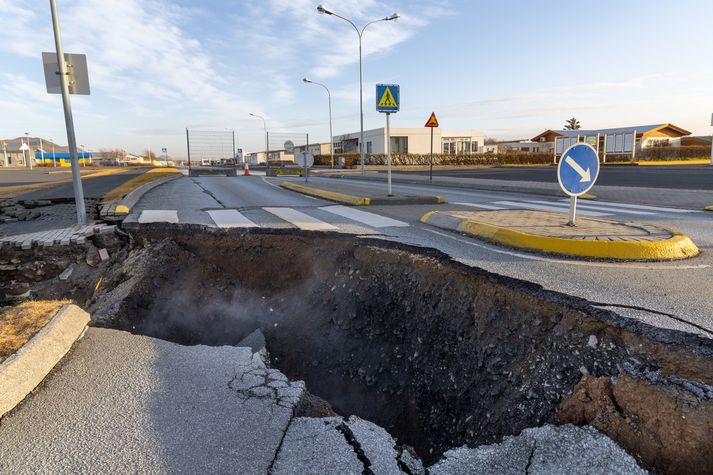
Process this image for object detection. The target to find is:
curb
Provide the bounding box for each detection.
[419,211,700,261]
[100,173,181,221]
[704,205,713,212]
[0,304,90,418]
[281,181,371,205]
[281,181,445,206]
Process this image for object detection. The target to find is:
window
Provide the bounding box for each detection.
[390,136,408,153]
[366,141,372,153]
[471,141,479,153]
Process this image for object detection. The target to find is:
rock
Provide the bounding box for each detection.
[587,335,598,348]
[58,265,74,281]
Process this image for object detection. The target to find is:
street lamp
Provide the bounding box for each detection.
[249,113,268,167]
[317,5,399,175]
[303,77,334,168]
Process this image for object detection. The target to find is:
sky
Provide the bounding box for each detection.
[1,0,712,158]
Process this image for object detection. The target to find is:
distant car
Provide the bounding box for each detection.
[201,159,211,166]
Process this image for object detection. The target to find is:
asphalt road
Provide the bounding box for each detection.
[127,174,713,338]
[387,165,713,191]
[16,168,147,200]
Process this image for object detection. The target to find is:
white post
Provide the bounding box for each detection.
[50,0,85,223]
[386,112,392,196]
[52,142,56,167]
[710,113,713,165]
[2,144,7,167]
[429,127,434,181]
[603,134,607,163]
[40,137,45,165]
[568,195,577,226]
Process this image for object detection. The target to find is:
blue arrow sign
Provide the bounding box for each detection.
[557,143,600,196]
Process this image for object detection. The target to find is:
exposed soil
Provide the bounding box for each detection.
[1,223,712,474]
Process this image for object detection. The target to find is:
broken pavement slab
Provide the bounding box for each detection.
[420,209,699,260]
[429,424,646,475]
[0,327,303,473]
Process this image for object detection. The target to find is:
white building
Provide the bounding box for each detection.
[333,128,485,155]
[483,140,553,154]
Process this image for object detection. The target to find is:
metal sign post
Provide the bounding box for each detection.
[710,113,713,166]
[424,112,439,181]
[557,143,600,226]
[376,84,399,197]
[1,140,7,167]
[47,0,87,224]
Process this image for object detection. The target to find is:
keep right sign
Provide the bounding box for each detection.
[557,143,600,197]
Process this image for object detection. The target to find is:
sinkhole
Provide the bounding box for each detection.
[4,224,712,473]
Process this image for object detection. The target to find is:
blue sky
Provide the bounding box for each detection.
[1,0,712,158]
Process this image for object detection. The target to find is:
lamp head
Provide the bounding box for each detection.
[303,77,312,83]
[317,4,333,15]
[386,12,399,20]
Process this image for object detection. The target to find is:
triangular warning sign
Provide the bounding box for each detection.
[424,112,439,128]
[378,87,396,108]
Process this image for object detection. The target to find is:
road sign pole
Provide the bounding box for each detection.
[710,113,713,166]
[186,128,191,172]
[429,127,434,181]
[386,112,393,196]
[305,133,309,183]
[50,0,86,224]
[568,195,577,226]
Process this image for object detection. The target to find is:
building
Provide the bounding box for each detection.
[2,137,64,167]
[333,128,485,155]
[483,140,553,154]
[531,123,692,161]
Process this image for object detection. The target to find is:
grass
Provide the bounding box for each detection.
[100,167,180,204]
[0,300,70,361]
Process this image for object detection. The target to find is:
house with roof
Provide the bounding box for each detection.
[531,124,692,162]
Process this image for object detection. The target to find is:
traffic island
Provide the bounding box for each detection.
[281,180,445,206]
[99,167,181,222]
[420,209,699,261]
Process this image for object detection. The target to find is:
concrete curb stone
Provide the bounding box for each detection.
[0,304,90,418]
[100,173,181,221]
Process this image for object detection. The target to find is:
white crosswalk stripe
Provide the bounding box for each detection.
[262,207,339,231]
[492,201,610,217]
[557,199,698,214]
[206,209,257,228]
[453,202,506,210]
[528,199,656,216]
[319,205,408,228]
[138,210,179,223]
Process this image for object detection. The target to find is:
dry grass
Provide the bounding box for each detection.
[101,167,180,204]
[0,300,70,360]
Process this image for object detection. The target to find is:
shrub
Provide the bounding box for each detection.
[314,152,552,167]
[637,145,711,161]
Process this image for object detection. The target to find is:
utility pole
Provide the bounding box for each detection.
[50,0,86,223]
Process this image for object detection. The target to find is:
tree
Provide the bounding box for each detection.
[564,118,581,130]
[143,149,158,161]
[484,137,499,145]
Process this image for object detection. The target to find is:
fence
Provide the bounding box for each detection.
[186,129,236,167]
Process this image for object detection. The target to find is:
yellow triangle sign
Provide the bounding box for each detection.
[424,112,439,128]
[378,86,396,108]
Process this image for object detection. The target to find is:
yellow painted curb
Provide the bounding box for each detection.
[420,212,699,261]
[637,159,710,166]
[704,206,713,212]
[281,181,370,206]
[436,196,446,204]
[580,193,596,200]
[115,205,129,214]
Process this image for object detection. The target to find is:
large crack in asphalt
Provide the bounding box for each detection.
[2,223,712,474]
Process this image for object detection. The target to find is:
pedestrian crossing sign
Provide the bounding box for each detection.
[376,84,399,113]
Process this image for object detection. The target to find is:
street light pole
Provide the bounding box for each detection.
[25,132,33,170]
[50,0,86,224]
[249,113,268,168]
[317,5,399,175]
[303,78,334,168]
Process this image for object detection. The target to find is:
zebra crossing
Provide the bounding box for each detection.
[136,205,408,232]
[453,198,701,218]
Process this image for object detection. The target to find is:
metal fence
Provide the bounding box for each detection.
[186,129,237,167]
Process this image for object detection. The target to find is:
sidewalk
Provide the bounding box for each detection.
[281,177,444,206]
[420,209,699,260]
[318,171,713,209]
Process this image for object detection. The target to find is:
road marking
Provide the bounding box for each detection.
[319,205,409,228]
[528,199,655,216]
[206,209,257,228]
[262,207,338,231]
[453,202,506,210]
[558,199,698,214]
[422,228,710,270]
[138,210,179,223]
[492,201,610,217]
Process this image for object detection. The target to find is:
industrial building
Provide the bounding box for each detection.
[333,127,485,155]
